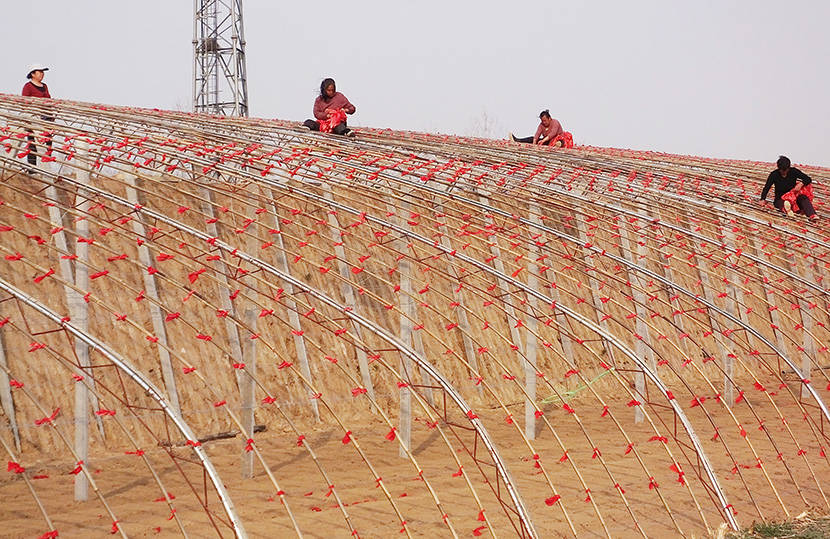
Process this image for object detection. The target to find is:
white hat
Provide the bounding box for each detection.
[26,64,49,79]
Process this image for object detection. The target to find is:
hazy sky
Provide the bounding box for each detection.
[3,1,829,166]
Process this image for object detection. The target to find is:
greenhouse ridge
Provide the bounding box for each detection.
[0,94,829,537]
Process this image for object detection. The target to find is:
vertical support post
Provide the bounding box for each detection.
[719,218,746,406]
[321,183,375,402]
[45,176,107,443]
[687,219,731,399]
[574,216,616,364]
[391,198,433,405]
[124,174,181,416]
[433,201,481,396]
[398,238,414,457]
[545,215,575,362]
[240,307,256,479]
[793,230,818,395]
[656,208,693,360]
[260,186,318,420]
[199,186,244,390]
[617,208,655,423]
[525,203,543,439]
[72,140,90,502]
[750,235,788,357]
[479,195,525,357]
[0,329,21,452]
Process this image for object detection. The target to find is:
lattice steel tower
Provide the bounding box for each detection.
[192,0,249,116]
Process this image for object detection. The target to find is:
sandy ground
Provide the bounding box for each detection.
[2,391,826,539]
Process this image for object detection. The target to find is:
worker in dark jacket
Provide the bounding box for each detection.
[21,63,53,169]
[303,78,356,137]
[760,156,817,220]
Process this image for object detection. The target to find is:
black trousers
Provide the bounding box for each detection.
[514,136,552,146]
[303,119,348,135]
[26,131,53,166]
[774,195,816,217]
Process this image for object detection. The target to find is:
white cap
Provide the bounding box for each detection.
[26,64,49,78]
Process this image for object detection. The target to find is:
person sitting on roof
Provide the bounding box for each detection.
[21,62,54,170]
[760,155,817,220]
[509,110,573,148]
[303,78,356,137]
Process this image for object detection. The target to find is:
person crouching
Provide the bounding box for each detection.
[760,155,817,220]
[303,78,356,137]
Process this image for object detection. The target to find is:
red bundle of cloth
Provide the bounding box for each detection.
[551,132,574,148]
[318,109,347,133]
[780,183,814,213]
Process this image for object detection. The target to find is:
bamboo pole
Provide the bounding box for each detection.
[241,307,256,479]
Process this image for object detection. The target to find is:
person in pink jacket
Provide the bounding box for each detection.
[303,78,356,137]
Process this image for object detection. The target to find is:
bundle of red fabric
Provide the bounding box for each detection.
[551,132,574,148]
[318,109,347,133]
[781,183,814,213]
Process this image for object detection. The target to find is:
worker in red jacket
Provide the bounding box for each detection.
[303,78,356,137]
[21,63,53,170]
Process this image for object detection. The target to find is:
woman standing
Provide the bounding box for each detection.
[21,63,53,169]
[303,78,356,137]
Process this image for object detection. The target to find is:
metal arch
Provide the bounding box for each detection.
[355,168,830,433]
[0,278,248,539]
[30,149,736,530]
[44,173,540,538]
[13,105,827,531]
[58,162,730,533]
[232,174,743,531]
[537,178,830,298]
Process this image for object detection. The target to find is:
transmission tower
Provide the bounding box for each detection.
[192,0,249,117]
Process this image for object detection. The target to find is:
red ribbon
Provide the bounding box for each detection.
[33,268,55,283]
[35,407,60,426]
[545,494,561,506]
